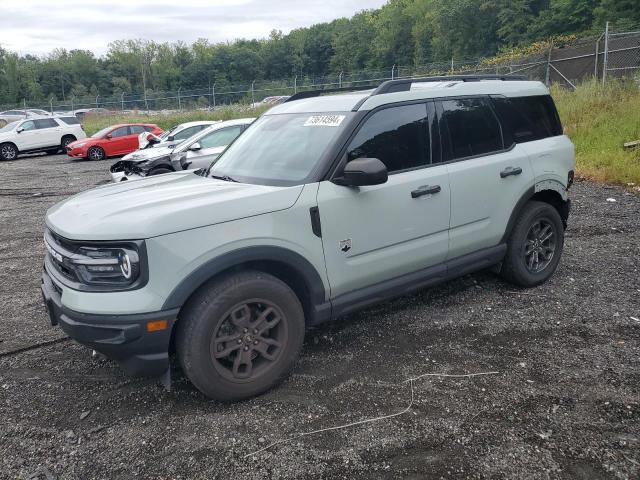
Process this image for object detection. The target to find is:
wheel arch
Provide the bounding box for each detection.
[163,246,331,326]
[501,185,569,243]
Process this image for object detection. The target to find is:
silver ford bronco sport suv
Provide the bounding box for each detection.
[41,75,575,401]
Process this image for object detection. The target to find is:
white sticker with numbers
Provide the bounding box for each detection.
[303,115,345,127]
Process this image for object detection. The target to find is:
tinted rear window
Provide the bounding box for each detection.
[440,97,503,160]
[58,116,80,125]
[492,95,562,144]
[34,118,58,129]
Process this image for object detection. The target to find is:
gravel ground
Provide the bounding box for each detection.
[0,153,638,479]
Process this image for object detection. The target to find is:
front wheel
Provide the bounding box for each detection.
[176,271,305,401]
[0,143,18,161]
[501,201,565,287]
[87,146,105,161]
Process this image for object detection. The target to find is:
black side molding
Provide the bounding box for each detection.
[309,207,322,237]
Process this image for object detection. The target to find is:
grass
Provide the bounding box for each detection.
[552,79,640,185]
[83,81,640,186]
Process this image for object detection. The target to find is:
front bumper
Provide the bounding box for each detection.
[66,146,87,159]
[41,268,179,377]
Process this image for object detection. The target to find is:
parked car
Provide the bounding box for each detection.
[73,108,112,120]
[0,116,86,161]
[27,109,52,116]
[66,123,163,160]
[138,120,220,150]
[42,76,575,401]
[0,109,38,126]
[110,118,254,181]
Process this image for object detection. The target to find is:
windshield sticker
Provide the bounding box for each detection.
[303,115,345,127]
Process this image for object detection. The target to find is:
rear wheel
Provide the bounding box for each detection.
[87,146,105,161]
[176,271,305,401]
[0,143,18,161]
[501,201,564,287]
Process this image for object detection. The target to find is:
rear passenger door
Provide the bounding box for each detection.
[318,102,451,299]
[439,96,534,259]
[33,118,61,148]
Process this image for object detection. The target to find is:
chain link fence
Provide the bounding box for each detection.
[2,24,639,116]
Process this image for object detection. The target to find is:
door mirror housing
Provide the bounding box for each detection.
[189,142,202,151]
[105,133,113,139]
[334,158,388,187]
[16,128,23,133]
[167,135,175,142]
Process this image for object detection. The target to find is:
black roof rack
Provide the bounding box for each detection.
[371,75,528,95]
[284,85,377,103]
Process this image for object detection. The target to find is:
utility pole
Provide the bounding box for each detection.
[121,92,125,112]
[545,40,554,86]
[177,87,182,111]
[391,64,396,80]
[251,80,255,106]
[49,98,53,114]
[294,75,297,94]
[212,83,216,110]
[338,71,343,88]
[602,21,610,85]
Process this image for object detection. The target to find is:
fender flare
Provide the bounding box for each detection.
[161,245,328,315]
[500,187,535,243]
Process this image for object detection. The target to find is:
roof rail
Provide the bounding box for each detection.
[284,85,377,103]
[371,75,528,95]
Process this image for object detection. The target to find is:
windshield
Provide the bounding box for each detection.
[91,127,112,138]
[208,113,349,186]
[0,121,18,133]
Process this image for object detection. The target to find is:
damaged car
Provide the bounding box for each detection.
[138,120,220,150]
[110,118,254,181]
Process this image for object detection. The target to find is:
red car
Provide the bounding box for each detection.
[66,123,163,161]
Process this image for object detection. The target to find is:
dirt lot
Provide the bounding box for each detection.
[0,153,638,479]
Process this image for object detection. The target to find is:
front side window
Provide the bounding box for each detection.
[209,113,350,186]
[347,103,430,173]
[174,126,199,141]
[20,121,36,131]
[199,126,243,149]
[440,97,503,160]
[110,126,130,138]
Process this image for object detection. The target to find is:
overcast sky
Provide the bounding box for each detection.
[1,0,388,56]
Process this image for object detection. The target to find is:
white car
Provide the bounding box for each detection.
[0,110,38,126]
[0,116,87,161]
[110,118,254,181]
[137,120,220,150]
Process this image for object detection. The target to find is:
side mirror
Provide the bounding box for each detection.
[189,142,201,151]
[16,128,23,133]
[105,133,113,139]
[334,158,388,187]
[167,135,175,142]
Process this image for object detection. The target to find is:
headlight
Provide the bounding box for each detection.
[44,229,147,291]
[74,246,141,286]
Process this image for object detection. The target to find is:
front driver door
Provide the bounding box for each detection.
[106,126,132,155]
[317,102,451,300]
[15,120,39,150]
[186,125,244,170]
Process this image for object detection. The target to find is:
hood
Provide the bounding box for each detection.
[122,145,173,162]
[46,172,303,241]
[68,138,97,148]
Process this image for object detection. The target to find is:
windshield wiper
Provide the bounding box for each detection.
[211,174,239,183]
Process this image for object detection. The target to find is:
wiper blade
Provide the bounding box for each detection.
[211,174,238,183]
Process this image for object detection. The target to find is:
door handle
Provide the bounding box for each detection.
[500,166,523,178]
[411,185,441,198]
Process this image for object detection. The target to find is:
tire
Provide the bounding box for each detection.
[87,146,105,161]
[0,143,18,161]
[148,167,173,176]
[501,201,564,287]
[176,270,305,401]
[61,135,76,150]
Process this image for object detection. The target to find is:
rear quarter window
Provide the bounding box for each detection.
[492,95,562,144]
[58,116,80,125]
